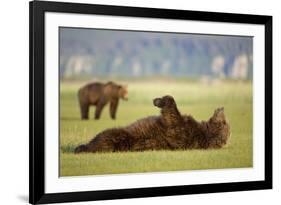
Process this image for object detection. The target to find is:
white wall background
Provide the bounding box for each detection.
[0,0,279,204]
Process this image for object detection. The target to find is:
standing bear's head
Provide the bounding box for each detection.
[104,81,128,101]
[118,85,128,101]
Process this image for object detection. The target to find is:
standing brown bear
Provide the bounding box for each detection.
[78,81,128,120]
[74,95,230,153]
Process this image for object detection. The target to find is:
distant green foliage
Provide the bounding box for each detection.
[60,28,253,79]
[60,80,253,176]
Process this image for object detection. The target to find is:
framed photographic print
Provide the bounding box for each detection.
[29,0,272,204]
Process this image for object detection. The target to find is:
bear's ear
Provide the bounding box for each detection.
[215,107,224,114]
[213,107,226,122]
[106,81,114,85]
[121,85,128,91]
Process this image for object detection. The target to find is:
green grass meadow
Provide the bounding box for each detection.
[60,80,253,176]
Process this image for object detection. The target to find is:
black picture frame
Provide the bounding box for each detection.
[29,0,272,204]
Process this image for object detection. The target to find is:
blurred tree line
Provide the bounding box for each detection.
[60,28,253,80]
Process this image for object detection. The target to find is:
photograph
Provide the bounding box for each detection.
[0,0,277,204]
[59,27,253,177]
[29,1,272,203]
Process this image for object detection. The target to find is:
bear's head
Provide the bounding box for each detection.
[153,95,176,108]
[209,107,226,123]
[118,85,128,101]
[208,107,231,147]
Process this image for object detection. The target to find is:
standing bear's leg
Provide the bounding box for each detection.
[80,102,89,120]
[110,99,119,120]
[95,98,107,119]
[78,89,89,120]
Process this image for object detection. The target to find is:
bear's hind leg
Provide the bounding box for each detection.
[110,99,119,119]
[87,129,133,152]
[80,103,89,120]
[95,100,107,119]
[74,144,89,153]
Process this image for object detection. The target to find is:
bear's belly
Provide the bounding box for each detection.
[125,116,169,150]
[88,95,99,105]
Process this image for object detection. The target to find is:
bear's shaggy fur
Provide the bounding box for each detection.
[78,81,128,120]
[74,95,230,153]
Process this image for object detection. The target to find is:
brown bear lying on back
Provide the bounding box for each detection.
[74,95,230,153]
